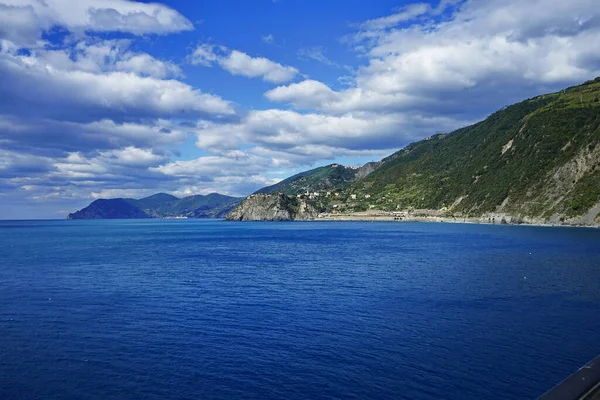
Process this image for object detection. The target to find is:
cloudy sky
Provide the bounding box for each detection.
[1,0,599,218]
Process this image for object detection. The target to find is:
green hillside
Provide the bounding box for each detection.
[345,78,600,222]
[134,193,179,210]
[254,164,359,195]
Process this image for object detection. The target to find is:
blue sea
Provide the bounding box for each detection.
[1,220,599,400]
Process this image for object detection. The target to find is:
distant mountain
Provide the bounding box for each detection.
[232,77,600,226]
[134,193,179,210]
[66,198,151,219]
[254,163,375,195]
[68,193,242,220]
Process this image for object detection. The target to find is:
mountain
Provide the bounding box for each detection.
[254,163,366,195]
[68,193,242,220]
[134,193,179,210]
[351,78,600,223]
[244,78,600,226]
[163,193,243,218]
[66,198,151,219]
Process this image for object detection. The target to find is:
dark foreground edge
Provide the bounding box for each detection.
[539,355,600,400]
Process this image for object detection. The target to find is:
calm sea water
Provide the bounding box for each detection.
[1,220,599,400]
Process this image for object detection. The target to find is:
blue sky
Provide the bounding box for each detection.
[1,0,600,219]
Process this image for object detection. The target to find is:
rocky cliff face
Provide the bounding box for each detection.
[226,193,318,221]
[356,162,381,180]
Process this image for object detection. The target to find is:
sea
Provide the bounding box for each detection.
[1,219,599,400]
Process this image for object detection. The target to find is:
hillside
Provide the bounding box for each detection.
[68,193,242,220]
[348,78,600,223]
[244,78,600,226]
[254,164,364,195]
[66,198,151,219]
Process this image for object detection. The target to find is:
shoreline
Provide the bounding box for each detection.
[312,211,600,229]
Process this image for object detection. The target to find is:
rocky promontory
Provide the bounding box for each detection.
[226,193,318,221]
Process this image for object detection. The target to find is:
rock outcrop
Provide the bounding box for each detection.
[226,193,318,221]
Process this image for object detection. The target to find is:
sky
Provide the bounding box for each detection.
[1,0,600,219]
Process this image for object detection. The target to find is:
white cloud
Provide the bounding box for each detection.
[192,109,466,154]
[115,53,182,79]
[151,152,280,197]
[0,115,189,154]
[221,50,298,83]
[16,39,183,79]
[90,188,155,199]
[266,80,338,108]
[190,44,298,83]
[100,147,167,167]
[0,0,193,46]
[265,79,426,114]
[0,148,53,177]
[153,153,265,178]
[269,0,600,117]
[189,43,224,67]
[0,46,235,121]
[355,0,600,95]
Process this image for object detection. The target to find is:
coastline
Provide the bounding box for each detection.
[313,210,600,229]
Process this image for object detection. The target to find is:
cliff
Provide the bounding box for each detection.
[226,193,318,221]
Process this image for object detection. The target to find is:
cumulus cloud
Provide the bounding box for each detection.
[190,44,298,83]
[0,0,193,46]
[0,116,189,156]
[15,38,183,78]
[53,148,168,181]
[355,0,600,97]
[0,45,234,122]
[266,79,333,108]
[0,145,173,201]
[152,152,267,178]
[114,53,183,79]
[269,0,600,119]
[0,148,53,178]
[193,109,467,154]
[265,80,429,115]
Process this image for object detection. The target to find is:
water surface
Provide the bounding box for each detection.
[1,220,599,399]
